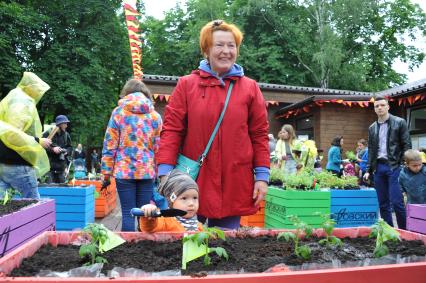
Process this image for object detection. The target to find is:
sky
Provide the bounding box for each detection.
[142,0,426,84]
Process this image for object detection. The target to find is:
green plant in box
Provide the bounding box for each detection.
[369,219,400,258]
[283,171,315,190]
[277,215,313,259]
[270,167,285,186]
[2,188,20,205]
[182,226,228,269]
[316,213,342,247]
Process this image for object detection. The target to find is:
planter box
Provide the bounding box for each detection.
[1,228,426,282]
[265,187,331,229]
[38,186,95,231]
[71,179,117,218]
[407,204,426,234]
[0,199,55,257]
[330,188,379,228]
[240,200,265,227]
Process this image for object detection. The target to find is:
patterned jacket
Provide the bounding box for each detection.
[101,92,162,179]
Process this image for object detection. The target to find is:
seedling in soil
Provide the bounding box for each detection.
[182,226,228,268]
[79,223,109,265]
[2,188,20,205]
[316,213,342,247]
[369,219,400,258]
[277,215,313,260]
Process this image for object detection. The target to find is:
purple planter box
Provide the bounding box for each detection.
[407,204,426,234]
[0,199,55,257]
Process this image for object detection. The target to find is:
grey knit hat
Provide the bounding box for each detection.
[158,170,199,207]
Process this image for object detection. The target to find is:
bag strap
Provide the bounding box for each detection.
[199,81,234,164]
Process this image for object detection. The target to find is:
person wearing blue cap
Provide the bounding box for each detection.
[42,115,72,183]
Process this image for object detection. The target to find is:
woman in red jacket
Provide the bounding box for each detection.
[156,20,270,229]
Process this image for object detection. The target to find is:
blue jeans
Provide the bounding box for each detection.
[116,178,154,231]
[374,162,406,229]
[0,163,39,199]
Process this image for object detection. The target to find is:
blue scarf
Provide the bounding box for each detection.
[198,59,244,86]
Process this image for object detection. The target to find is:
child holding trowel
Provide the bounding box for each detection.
[137,170,203,232]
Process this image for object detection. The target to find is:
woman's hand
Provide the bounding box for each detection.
[253,181,268,206]
[39,138,51,149]
[141,204,159,218]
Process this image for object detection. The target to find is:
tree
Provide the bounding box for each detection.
[0,0,132,146]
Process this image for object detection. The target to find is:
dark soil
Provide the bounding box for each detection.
[10,235,426,277]
[0,199,37,217]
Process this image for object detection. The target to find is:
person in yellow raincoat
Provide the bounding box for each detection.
[0,72,52,198]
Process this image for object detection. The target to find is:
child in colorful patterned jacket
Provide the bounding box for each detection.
[139,170,203,232]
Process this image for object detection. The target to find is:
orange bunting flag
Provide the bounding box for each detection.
[124,0,143,79]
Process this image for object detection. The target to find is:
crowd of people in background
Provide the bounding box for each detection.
[1,20,425,234]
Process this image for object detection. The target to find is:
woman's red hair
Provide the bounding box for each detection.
[199,20,243,56]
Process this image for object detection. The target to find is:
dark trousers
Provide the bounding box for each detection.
[116,178,154,231]
[198,215,241,230]
[47,170,65,183]
[374,162,406,229]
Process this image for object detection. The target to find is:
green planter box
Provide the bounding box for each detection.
[265,187,331,229]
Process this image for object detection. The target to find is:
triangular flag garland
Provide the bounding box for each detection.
[152,94,171,102]
[124,0,143,79]
[276,93,425,119]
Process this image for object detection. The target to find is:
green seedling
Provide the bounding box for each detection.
[345,151,357,162]
[2,188,20,205]
[79,223,109,265]
[277,215,312,259]
[369,219,400,258]
[182,226,228,268]
[316,213,342,247]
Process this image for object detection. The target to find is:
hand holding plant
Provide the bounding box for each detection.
[277,215,312,259]
[369,219,401,258]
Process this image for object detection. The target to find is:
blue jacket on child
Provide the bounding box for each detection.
[399,165,426,204]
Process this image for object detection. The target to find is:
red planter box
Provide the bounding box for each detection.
[407,204,426,234]
[1,228,426,282]
[0,199,55,257]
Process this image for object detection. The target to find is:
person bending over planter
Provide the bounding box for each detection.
[156,20,270,230]
[139,170,203,232]
[0,72,52,199]
[399,149,426,204]
[101,79,162,232]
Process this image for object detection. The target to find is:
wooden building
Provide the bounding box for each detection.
[143,74,426,162]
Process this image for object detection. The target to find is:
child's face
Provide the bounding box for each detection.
[407,160,423,174]
[172,189,199,219]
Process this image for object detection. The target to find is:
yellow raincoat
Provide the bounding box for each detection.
[0,72,50,177]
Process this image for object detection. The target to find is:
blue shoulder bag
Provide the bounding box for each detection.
[175,81,234,180]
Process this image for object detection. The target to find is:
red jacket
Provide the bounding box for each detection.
[157,70,269,218]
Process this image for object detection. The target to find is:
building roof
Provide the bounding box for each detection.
[377,78,426,98]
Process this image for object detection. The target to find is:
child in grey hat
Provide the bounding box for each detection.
[139,170,202,232]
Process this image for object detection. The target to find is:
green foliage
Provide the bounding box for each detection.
[0,0,132,147]
[283,171,316,190]
[79,223,109,266]
[316,213,342,247]
[140,0,425,91]
[182,226,228,266]
[345,151,357,162]
[369,219,401,258]
[277,215,312,259]
[1,188,20,205]
[270,167,285,185]
[313,170,359,189]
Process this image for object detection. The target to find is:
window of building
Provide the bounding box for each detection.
[408,107,426,131]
